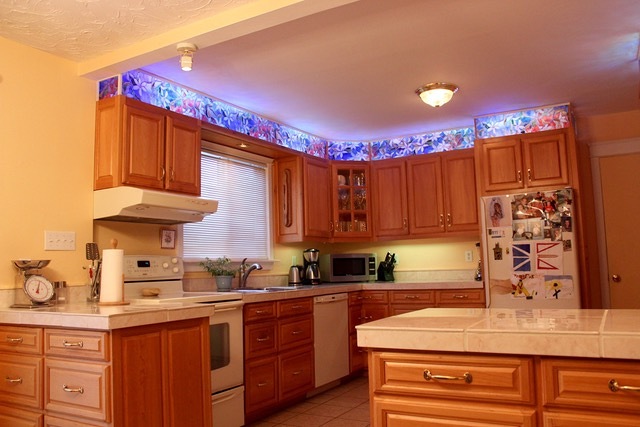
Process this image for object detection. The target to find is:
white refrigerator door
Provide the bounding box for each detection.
[481,190,580,309]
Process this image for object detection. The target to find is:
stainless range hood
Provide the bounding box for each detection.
[94,187,218,224]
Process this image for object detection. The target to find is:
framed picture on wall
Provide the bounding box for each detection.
[160,228,176,249]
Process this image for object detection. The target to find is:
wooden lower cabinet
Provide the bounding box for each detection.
[1,319,211,427]
[368,350,640,427]
[244,298,315,423]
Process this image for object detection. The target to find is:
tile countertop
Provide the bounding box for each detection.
[356,308,640,360]
[0,281,481,330]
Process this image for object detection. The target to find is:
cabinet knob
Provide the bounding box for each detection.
[612,274,622,283]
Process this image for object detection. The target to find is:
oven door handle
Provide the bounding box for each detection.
[211,300,244,312]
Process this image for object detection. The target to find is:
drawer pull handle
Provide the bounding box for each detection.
[609,379,640,392]
[291,330,303,335]
[292,370,302,376]
[256,336,271,342]
[6,337,23,344]
[255,310,269,315]
[453,294,469,299]
[424,370,473,384]
[63,340,84,348]
[5,376,23,384]
[290,305,304,310]
[63,384,84,394]
[257,381,269,387]
[404,295,419,300]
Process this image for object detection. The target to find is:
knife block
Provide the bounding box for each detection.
[377,262,395,282]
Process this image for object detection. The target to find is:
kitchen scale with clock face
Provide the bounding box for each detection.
[11,259,55,308]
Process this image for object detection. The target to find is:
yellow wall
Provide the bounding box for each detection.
[0,37,95,289]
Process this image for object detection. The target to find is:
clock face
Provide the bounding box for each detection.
[24,275,54,303]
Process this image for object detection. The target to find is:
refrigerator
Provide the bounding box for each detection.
[480,188,580,308]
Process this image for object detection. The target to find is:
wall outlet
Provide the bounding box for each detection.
[44,231,76,251]
[464,250,473,262]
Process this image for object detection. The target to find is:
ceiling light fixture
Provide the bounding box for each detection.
[415,82,459,107]
[177,42,198,71]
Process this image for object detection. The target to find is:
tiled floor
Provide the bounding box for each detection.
[246,376,370,427]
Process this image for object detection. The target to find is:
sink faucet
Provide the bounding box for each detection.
[239,258,263,287]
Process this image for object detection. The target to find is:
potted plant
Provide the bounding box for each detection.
[200,256,237,291]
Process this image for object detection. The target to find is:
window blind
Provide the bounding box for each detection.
[183,151,269,260]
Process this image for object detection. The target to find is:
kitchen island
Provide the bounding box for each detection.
[357,308,640,426]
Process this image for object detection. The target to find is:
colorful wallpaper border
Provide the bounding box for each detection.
[98,70,570,160]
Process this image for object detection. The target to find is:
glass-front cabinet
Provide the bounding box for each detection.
[332,163,372,238]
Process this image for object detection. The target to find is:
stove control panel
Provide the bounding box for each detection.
[124,255,183,281]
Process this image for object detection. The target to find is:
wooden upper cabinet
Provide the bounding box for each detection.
[441,150,479,232]
[375,149,478,240]
[332,162,372,240]
[407,155,443,235]
[477,128,570,194]
[303,157,332,239]
[372,158,409,238]
[94,96,201,195]
[273,156,304,243]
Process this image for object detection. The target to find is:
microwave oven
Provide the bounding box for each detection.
[319,253,377,283]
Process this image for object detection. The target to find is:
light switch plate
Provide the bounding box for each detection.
[44,231,76,251]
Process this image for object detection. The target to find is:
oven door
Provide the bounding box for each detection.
[209,300,244,393]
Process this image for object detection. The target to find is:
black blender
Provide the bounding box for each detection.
[303,248,321,285]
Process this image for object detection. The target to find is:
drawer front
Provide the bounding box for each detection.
[0,354,43,409]
[277,297,312,317]
[371,351,535,404]
[373,394,537,427]
[362,291,388,304]
[349,305,364,330]
[390,290,435,304]
[45,330,109,361]
[45,359,110,422]
[389,304,435,316]
[244,322,277,359]
[278,315,312,352]
[349,291,364,305]
[244,302,277,322]
[0,326,43,355]
[543,411,640,426]
[0,404,43,427]
[541,357,640,413]
[46,414,103,427]
[436,289,486,306]
[279,348,314,401]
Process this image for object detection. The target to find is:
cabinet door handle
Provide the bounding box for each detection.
[6,337,23,344]
[423,369,473,384]
[609,379,640,392]
[403,218,408,229]
[63,384,84,394]
[283,168,293,227]
[170,168,175,182]
[256,336,271,342]
[446,213,452,226]
[160,167,166,180]
[527,168,531,182]
[439,214,444,227]
[5,376,23,384]
[517,170,522,182]
[63,340,84,348]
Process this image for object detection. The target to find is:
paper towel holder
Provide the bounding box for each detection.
[97,238,130,306]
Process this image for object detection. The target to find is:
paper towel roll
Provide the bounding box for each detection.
[100,248,124,303]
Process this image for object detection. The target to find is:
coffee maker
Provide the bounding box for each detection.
[303,248,321,285]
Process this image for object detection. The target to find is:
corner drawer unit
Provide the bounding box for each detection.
[0,326,43,355]
[540,357,640,415]
[370,351,535,404]
[45,329,110,362]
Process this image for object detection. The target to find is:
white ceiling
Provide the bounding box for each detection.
[1,0,639,141]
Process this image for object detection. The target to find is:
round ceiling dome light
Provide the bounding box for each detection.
[415,82,459,107]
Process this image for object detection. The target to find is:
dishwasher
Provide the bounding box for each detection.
[313,293,349,387]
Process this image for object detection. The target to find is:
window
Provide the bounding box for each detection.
[183,144,271,261]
